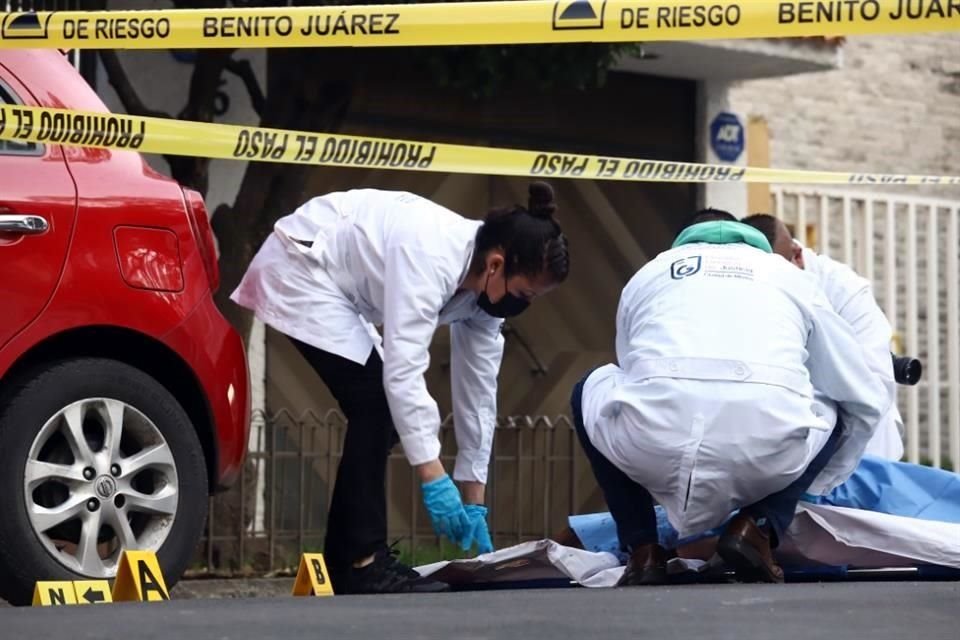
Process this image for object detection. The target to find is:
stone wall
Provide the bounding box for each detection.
[730,34,960,199]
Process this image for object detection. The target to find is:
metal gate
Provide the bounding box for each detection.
[773,187,960,470]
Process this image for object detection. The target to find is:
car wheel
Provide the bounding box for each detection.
[0,358,208,606]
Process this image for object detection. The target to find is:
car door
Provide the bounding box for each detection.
[0,65,79,349]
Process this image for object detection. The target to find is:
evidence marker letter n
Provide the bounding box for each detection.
[32,581,79,606]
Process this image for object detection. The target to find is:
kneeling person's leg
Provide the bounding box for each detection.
[720,419,845,583]
[571,371,667,585]
[742,419,845,542]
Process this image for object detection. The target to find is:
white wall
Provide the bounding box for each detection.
[729,34,960,199]
[697,80,749,215]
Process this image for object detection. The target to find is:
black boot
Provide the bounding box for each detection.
[717,513,785,584]
[617,543,669,586]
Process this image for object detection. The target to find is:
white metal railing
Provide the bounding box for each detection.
[773,187,960,471]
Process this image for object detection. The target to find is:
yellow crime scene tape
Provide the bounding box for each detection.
[2,104,958,186]
[0,0,957,50]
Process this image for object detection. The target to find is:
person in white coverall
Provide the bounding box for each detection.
[571,209,894,585]
[741,214,904,461]
[232,182,570,594]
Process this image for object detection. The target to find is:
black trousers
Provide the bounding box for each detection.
[571,368,659,551]
[290,337,399,575]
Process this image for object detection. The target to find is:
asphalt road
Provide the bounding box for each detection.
[3,582,958,640]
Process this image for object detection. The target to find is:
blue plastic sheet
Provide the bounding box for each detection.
[569,457,960,555]
[568,509,728,560]
[802,456,960,522]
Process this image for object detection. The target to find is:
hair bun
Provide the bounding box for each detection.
[527,181,557,219]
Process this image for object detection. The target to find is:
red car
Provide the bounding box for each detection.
[0,49,250,605]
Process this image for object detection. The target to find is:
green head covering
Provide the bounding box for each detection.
[671,221,772,253]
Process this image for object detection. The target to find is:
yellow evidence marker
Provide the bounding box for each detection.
[73,580,113,604]
[32,581,78,606]
[292,553,334,597]
[112,550,170,602]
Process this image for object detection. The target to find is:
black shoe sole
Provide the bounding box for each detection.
[717,535,784,584]
[335,577,452,595]
[335,585,452,595]
[616,567,669,587]
[401,579,453,594]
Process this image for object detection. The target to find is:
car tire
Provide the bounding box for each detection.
[0,358,208,606]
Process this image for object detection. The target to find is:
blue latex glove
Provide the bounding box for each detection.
[464,504,495,555]
[421,474,472,549]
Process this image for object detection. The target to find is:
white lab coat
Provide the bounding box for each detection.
[803,247,904,460]
[580,242,894,537]
[231,190,505,483]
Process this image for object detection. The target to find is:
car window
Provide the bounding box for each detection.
[0,80,42,157]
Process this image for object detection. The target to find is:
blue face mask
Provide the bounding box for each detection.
[477,268,530,318]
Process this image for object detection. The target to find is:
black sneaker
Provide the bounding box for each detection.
[334,547,451,595]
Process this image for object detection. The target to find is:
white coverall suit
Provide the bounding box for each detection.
[802,247,905,461]
[231,189,505,483]
[579,241,895,538]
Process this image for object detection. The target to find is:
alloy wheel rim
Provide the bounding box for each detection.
[23,398,179,577]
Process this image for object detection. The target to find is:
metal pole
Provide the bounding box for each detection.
[239,439,247,571]
[797,193,808,247]
[863,199,875,285]
[906,203,920,463]
[515,426,522,546]
[268,413,278,572]
[947,208,960,472]
[489,423,498,549]
[570,420,578,515]
[544,423,555,539]
[885,200,898,332]
[819,195,831,257]
[298,418,306,556]
[842,196,854,267]
[926,207,941,467]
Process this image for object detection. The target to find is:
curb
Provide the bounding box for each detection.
[171,577,296,599]
[1,578,297,607]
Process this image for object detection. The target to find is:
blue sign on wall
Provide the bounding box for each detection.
[710,112,744,163]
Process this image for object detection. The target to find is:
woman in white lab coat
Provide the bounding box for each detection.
[231,182,569,594]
